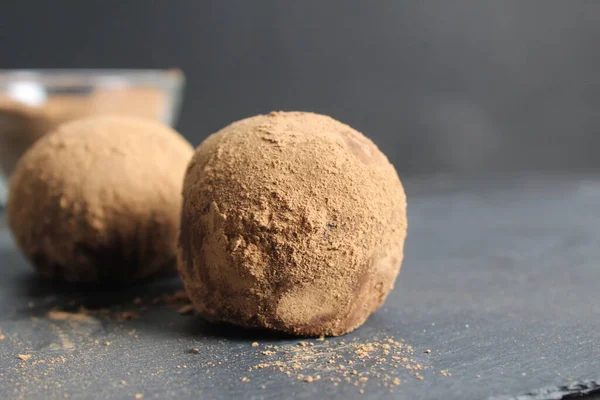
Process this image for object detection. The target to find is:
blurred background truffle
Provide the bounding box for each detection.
[7,116,193,283]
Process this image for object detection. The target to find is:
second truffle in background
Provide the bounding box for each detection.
[7,116,194,283]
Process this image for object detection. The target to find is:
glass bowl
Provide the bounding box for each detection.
[0,69,185,205]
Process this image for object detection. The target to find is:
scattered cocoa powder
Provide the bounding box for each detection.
[178,111,407,336]
[231,335,436,394]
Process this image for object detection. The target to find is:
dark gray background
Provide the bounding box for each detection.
[2,0,600,175]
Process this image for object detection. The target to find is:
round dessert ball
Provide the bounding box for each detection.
[7,116,194,283]
[178,111,407,336]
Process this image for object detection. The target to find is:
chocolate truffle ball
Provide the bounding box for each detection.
[7,116,194,283]
[178,111,407,336]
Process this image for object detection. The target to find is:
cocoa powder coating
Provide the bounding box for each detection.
[7,116,194,283]
[178,111,407,336]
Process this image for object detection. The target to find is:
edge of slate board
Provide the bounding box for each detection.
[492,378,600,400]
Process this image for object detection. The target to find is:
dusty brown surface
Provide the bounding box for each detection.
[0,87,167,177]
[6,116,193,283]
[178,111,407,336]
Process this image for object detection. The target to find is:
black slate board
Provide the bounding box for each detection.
[1,174,600,400]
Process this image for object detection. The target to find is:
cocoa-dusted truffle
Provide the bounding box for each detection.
[178,111,407,336]
[7,116,194,283]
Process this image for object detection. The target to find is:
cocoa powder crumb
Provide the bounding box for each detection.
[46,309,95,322]
[192,348,200,354]
[171,291,190,302]
[178,304,194,315]
[251,342,259,347]
[155,291,192,307]
[116,312,139,321]
[16,354,31,361]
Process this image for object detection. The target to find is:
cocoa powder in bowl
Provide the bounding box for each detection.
[0,87,166,178]
[178,111,407,336]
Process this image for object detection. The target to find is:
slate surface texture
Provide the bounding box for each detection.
[1,174,600,400]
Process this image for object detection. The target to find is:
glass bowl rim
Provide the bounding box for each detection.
[0,68,184,91]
